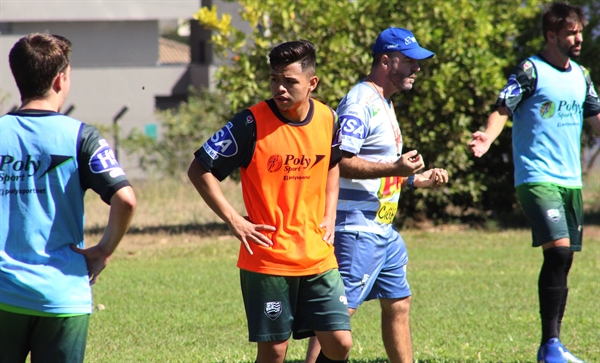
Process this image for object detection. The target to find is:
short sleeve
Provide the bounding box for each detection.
[193,109,256,181]
[330,108,342,167]
[581,66,600,119]
[336,102,370,155]
[78,124,131,204]
[495,58,537,117]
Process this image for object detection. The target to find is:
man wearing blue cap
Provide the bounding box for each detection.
[305,27,448,363]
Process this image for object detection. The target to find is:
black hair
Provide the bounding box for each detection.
[268,40,316,76]
[542,2,587,41]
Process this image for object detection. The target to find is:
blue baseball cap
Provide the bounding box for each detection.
[372,27,435,60]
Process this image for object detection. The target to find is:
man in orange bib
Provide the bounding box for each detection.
[188,40,352,363]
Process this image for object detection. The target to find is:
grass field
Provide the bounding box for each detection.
[80,177,600,363]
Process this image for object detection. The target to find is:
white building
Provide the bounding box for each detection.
[0,0,245,173]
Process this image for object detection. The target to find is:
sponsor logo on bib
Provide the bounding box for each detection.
[539,101,555,119]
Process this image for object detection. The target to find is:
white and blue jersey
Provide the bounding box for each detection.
[336,81,404,235]
[496,55,600,187]
[0,110,130,315]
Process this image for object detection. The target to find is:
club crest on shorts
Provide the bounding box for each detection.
[546,208,561,223]
[264,301,282,320]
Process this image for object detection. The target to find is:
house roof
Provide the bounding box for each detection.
[159,37,190,64]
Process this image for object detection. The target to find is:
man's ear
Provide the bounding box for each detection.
[308,75,319,92]
[381,54,390,68]
[51,72,64,93]
[546,30,556,45]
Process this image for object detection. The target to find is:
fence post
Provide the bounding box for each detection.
[113,105,129,162]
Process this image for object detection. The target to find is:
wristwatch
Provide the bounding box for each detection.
[407,175,416,190]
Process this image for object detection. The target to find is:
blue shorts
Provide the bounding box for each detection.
[334,228,410,309]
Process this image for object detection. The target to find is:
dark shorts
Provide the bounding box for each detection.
[516,183,583,251]
[0,309,89,363]
[334,229,411,309]
[239,268,351,342]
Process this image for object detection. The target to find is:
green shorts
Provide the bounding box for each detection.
[0,308,89,363]
[240,268,351,342]
[516,183,583,251]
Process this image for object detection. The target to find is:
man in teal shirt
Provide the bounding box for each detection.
[0,33,137,363]
[470,3,600,362]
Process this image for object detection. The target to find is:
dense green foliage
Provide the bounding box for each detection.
[126,0,599,224]
[196,0,583,224]
[572,0,600,171]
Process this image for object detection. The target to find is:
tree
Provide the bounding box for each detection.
[196,0,596,225]
[572,0,600,175]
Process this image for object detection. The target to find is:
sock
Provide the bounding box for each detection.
[538,246,570,345]
[557,252,573,337]
[315,350,348,363]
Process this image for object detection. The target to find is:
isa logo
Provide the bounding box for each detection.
[264,301,282,320]
[89,139,125,178]
[540,101,555,119]
[204,122,238,158]
[340,115,366,139]
[499,75,521,99]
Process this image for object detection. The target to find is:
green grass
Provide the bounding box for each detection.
[79,175,600,362]
[406,229,599,362]
[83,228,600,363]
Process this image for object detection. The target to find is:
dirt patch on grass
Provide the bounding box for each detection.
[585,225,600,239]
